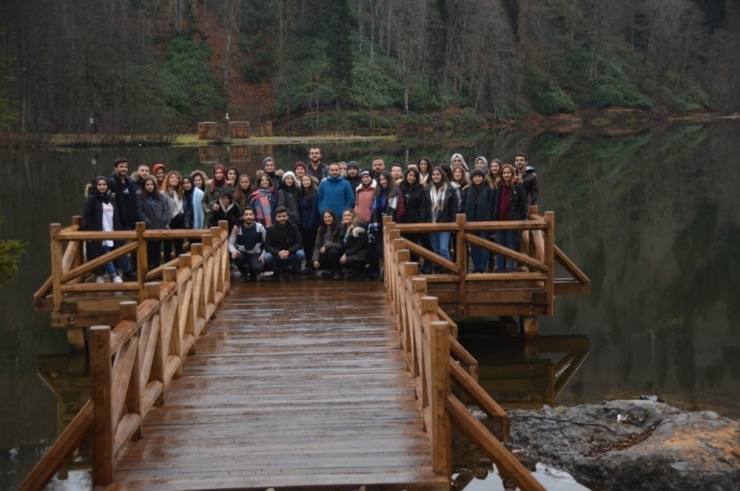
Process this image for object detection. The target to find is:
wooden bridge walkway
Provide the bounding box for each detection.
[103,280,447,490]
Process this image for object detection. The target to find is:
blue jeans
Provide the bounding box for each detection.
[101,245,117,277]
[495,230,517,272]
[264,249,305,272]
[470,231,489,272]
[428,231,451,261]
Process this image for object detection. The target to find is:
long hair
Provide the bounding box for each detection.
[138,176,160,199]
[430,166,449,188]
[494,164,517,188]
[299,175,317,199]
[418,156,433,174]
[403,167,421,189]
[342,208,362,229]
[190,170,208,191]
[373,170,398,197]
[451,167,468,188]
[163,171,183,199]
[487,159,502,187]
[318,209,338,235]
[233,175,253,203]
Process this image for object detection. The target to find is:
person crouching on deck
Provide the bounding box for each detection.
[489,164,528,273]
[209,188,242,231]
[229,207,266,282]
[312,209,343,280]
[264,207,305,280]
[339,209,370,281]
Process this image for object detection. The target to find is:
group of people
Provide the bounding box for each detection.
[81,147,539,283]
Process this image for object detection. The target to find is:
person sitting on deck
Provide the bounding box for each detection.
[264,207,305,280]
[229,207,266,282]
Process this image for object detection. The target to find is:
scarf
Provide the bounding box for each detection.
[250,187,274,227]
[499,184,512,221]
[430,183,447,223]
[210,164,227,193]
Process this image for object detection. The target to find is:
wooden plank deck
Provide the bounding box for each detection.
[101,279,448,491]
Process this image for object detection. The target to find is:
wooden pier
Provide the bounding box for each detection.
[22,210,591,490]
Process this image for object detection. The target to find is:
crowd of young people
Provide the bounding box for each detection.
[81,148,539,283]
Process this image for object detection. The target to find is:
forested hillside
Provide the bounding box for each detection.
[1,0,739,134]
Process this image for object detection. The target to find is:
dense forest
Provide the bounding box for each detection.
[1,0,739,134]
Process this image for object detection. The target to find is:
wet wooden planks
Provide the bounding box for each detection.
[102,280,448,490]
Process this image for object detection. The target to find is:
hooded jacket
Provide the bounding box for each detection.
[277,181,301,225]
[521,165,539,205]
[354,180,376,224]
[209,189,242,230]
[340,223,369,261]
[318,174,355,216]
[137,189,171,230]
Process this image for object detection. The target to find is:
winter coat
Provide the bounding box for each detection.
[257,169,284,190]
[229,221,266,256]
[318,175,355,216]
[183,187,205,229]
[521,166,539,206]
[307,162,328,181]
[490,183,528,221]
[277,183,301,225]
[399,181,430,223]
[209,189,242,231]
[311,225,342,262]
[464,184,492,222]
[425,184,460,223]
[265,222,303,256]
[354,181,376,224]
[340,224,369,261]
[107,173,138,229]
[298,192,320,231]
[83,191,121,261]
[137,191,171,230]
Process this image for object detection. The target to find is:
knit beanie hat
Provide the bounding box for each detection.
[360,169,371,177]
[347,161,360,170]
[294,161,307,171]
[471,168,487,178]
[262,156,274,167]
[282,171,296,182]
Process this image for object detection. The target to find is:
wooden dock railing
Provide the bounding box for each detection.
[19,222,231,490]
[383,232,546,491]
[382,208,589,328]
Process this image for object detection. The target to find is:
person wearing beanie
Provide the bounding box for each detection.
[152,162,166,190]
[294,161,307,179]
[465,168,493,273]
[257,156,284,189]
[345,161,361,190]
[277,171,301,225]
[353,169,376,224]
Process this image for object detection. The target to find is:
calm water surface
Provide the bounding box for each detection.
[1,123,738,489]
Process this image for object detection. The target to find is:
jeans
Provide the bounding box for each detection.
[263,250,305,273]
[101,245,117,277]
[234,252,264,278]
[470,231,489,272]
[494,230,518,272]
[428,231,451,261]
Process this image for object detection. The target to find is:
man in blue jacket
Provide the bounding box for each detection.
[318,162,355,216]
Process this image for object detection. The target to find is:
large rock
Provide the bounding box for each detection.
[508,400,740,491]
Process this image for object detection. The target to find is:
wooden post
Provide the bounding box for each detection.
[90,325,114,486]
[50,224,63,312]
[190,244,206,323]
[71,216,84,270]
[144,280,163,406]
[456,214,468,317]
[429,320,452,475]
[136,222,148,302]
[264,120,273,136]
[119,302,142,439]
[544,211,555,315]
[522,316,539,340]
[218,221,231,293]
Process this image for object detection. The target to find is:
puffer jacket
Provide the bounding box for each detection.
[425,184,460,223]
[400,181,430,223]
[277,183,301,225]
[137,191,170,230]
[490,182,528,221]
[340,223,369,261]
[354,181,376,224]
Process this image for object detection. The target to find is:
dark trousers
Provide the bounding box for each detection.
[163,214,184,263]
[234,252,264,278]
[315,248,343,274]
[300,226,318,265]
[147,240,162,271]
[345,257,369,278]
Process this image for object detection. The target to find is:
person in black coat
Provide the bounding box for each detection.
[83,176,123,283]
[277,171,301,226]
[106,158,137,279]
[208,188,242,231]
[399,167,431,268]
[489,164,528,272]
[264,206,305,279]
[464,169,493,273]
[339,209,370,280]
[136,176,170,270]
[312,210,343,280]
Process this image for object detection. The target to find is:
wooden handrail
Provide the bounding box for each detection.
[384,224,547,491]
[21,220,232,489]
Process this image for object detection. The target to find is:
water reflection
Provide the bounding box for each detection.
[460,334,591,407]
[3,123,740,488]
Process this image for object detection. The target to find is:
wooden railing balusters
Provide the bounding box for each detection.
[90,325,114,486]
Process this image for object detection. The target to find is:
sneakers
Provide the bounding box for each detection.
[96,276,105,283]
[112,276,123,283]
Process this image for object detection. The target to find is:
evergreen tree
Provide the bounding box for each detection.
[325,0,354,110]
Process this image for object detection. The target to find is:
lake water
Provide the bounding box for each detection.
[1,123,738,489]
